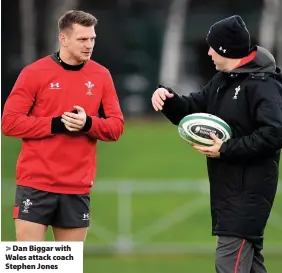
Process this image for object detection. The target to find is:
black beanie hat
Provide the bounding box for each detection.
[206,15,250,59]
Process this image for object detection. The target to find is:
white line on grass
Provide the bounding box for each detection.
[133,196,208,242]
[88,220,116,242]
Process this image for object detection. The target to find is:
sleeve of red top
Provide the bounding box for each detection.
[1,67,53,139]
[86,70,124,141]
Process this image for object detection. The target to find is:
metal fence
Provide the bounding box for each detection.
[85,180,282,255]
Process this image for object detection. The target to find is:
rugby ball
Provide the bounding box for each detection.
[178,113,232,146]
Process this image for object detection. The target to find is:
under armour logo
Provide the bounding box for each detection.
[219,46,226,53]
[50,82,60,89]
[82,213,90,220]
[233,85,240,99]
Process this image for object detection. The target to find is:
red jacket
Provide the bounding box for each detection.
[2,56,124,194]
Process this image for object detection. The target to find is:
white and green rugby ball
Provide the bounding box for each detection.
[178,113,232,146]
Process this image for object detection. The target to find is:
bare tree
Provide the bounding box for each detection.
[258,0,280,52]
[158,0,191,88]
[19,0,36,65]
[45,0,79,54]
[276,0,282,68]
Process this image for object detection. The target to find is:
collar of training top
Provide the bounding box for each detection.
[50,52,86,71]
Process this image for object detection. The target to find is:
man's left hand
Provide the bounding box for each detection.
[193,133,223,158]
[61,105,87,132]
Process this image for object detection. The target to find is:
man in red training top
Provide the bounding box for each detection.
[2,10,124,242]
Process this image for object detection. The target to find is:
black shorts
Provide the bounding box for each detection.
[13,185,90,228]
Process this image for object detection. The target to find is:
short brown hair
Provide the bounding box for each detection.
[58,10,98,32]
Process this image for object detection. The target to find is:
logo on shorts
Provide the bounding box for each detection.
[82,213,90,220]
[22,199,32,213]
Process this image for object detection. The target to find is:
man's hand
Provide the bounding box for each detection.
[193,133,223,158]
[151,88,174,111]
[61,105,87,132]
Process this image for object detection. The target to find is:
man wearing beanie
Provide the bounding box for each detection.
[152,15,282,273]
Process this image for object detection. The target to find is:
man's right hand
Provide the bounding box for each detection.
[151,88,174,111]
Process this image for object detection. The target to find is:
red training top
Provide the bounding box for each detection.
[2,55,124,194]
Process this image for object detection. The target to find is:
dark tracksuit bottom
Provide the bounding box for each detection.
[216,236,267,273]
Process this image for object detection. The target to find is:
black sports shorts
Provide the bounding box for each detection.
[13,185,90,228]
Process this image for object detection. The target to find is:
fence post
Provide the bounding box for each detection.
[116,181,133,253]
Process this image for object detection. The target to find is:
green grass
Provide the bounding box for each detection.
[2,119,282,272]
[84,255,282,273]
